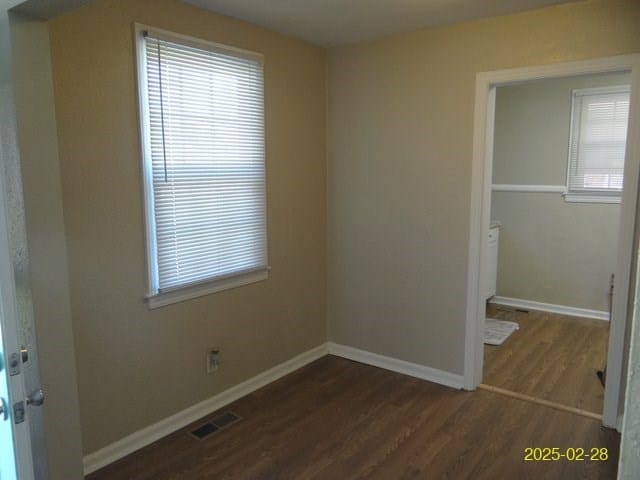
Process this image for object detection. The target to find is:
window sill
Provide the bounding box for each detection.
[146,267,270,309]
[563,194,621,204]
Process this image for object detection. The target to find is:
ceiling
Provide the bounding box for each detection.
[10,0,581,45]
[11,0,95,19]
[183,0,581,47]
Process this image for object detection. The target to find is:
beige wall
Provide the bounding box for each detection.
[9,13,84,480]
[492,73,629,312]
[328,0,640,375]
[48,0,327,454]
[34,0,640,463]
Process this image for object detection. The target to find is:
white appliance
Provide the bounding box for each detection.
[486,222,500,300]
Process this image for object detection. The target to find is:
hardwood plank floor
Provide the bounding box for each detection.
[483,304,609,414]
[88,356,619,479]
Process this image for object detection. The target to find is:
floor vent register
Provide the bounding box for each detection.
[190,411,242,440]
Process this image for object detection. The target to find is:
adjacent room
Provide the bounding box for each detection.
[483,72,631,416]
[1,0,640,479]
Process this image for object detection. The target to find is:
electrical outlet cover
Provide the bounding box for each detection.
[206,350,219,373]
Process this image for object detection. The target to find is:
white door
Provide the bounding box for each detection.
[0,319,19,480]
[0,176,34,480]
[0,125,35,480]
[0,2,40,478]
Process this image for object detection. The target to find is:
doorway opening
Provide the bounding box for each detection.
[464,54,640,430]
[482,71,631,417]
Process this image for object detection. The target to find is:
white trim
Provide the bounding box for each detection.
[492,184,566,193]
[604,59,640,428]
[133,23,268,302]
[146,268,269,309]
[573,85,631,96]
[133,23,159,294]
[563,193,621,204]
[490,296,609,321]
[136,23,264,63]
[464,81,496,390]
[327,342,464,390]
[82,343,329,475]
[473,54,638,87]
[83,342,466,475]
[618,413,624,433]
[465,54,640,430]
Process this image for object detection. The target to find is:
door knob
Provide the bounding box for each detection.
[26,388,44,407]
[0,397,7,420]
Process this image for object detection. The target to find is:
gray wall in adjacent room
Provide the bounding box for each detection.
[491,72,630,312]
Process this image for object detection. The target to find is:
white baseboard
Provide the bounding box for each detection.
[327,342,464,390]
[83,343,329,475]
[84,342,465,474]
[490,296,609,321]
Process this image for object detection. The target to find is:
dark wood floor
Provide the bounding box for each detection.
[484,304,610,414]
[88,355,619,479]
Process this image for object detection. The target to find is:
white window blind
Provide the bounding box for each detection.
[137,27,267,299]
[567,86,630,198]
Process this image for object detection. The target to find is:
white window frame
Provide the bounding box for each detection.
[134,24,269,309]
[564,85,630,204]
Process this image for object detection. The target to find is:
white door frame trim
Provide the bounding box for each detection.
[464,53,640,429]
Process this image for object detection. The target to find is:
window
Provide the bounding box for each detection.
[565,85,630,203]
[135,25,268,308]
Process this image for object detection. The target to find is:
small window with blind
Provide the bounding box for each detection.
[134,25,268,308]
[565,85,630,203]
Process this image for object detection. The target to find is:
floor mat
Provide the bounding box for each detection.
[484,318,519,345]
